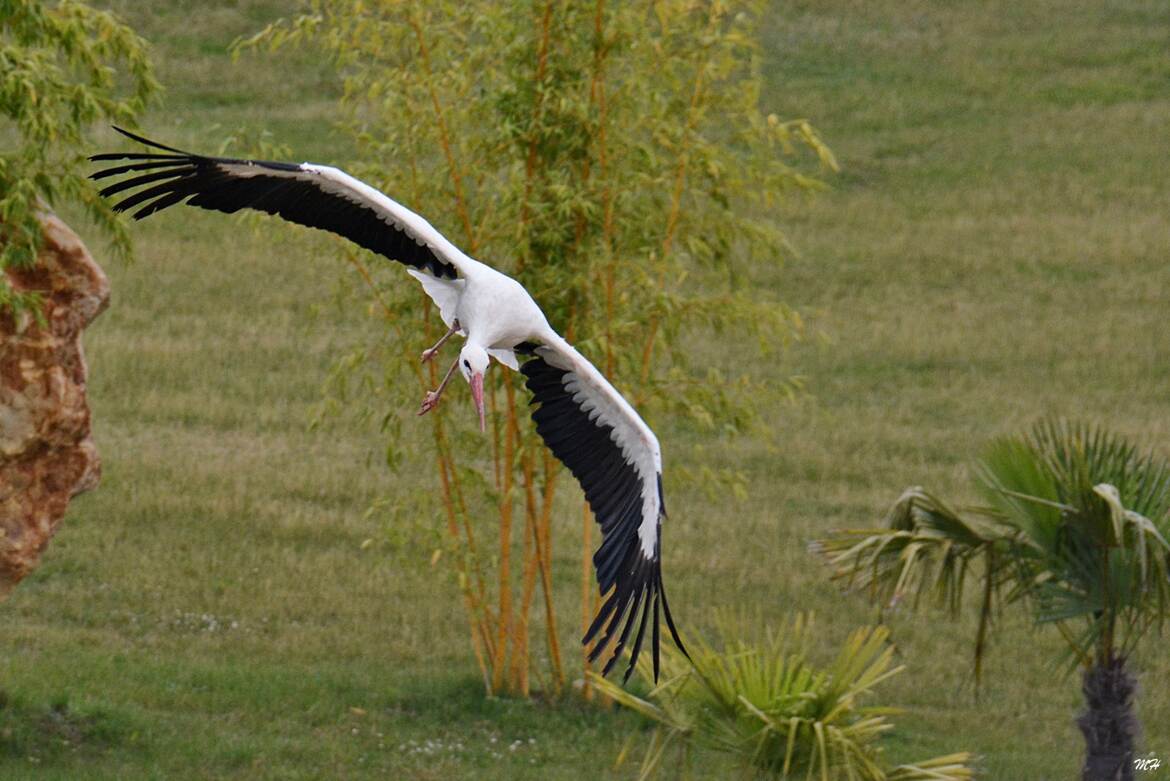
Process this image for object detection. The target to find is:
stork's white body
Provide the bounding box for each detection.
[410,262,550,368]
[92,128,684,682]
[412,261,664,560]
[457,269,549,349]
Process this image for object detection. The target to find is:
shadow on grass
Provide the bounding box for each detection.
[0,688,138,767]
[388,673,650,733]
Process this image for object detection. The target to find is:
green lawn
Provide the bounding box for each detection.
[4,1,1170,778]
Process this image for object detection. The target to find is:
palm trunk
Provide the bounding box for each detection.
[1077,654,1138,781]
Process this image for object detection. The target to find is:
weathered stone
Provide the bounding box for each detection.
[1,214,109,598]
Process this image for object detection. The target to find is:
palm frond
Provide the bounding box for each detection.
[979,422,1170,661]
[821,420,1170,680]
[590,617,975,780]
[887,754,977,780]
[813,489,1016,686]
[814,488,1011,615]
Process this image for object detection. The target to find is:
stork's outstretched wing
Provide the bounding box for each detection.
[518,337,686,682]
[90,127,467,279]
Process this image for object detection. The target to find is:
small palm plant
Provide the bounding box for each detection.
[814,420,1170,781]
[590,615,973,780]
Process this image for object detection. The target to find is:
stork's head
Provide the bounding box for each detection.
[458,344,490,432]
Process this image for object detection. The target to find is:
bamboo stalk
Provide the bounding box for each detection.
[422,347,495,680]
[490,372,502,492]
[573,1,612,703]
[493,380,519,691]
[432,408,493,617]
[342,253,494,638]
[590,0,618,378]
[581,499,596,701]
[353,61,520,692]
[639,28,711,387]
[515,0,556,274]
[513,445,541,695]
[408,9,543,691]
[432,394,493,692]
[408,11,477,252]
[347,252,497,690]
[535,451,565,691]
[487,0,558,695]
[435,426,490,615]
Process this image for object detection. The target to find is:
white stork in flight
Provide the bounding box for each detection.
[91,127,686,682]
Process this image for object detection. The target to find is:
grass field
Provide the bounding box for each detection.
[4,1,1170,778]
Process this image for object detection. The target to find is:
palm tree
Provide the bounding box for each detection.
[814,420,1170,781]
[590,615,974,780]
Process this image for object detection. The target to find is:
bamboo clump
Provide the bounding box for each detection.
[244,0,833,698]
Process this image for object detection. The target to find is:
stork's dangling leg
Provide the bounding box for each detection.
[419,355,461,415]
[421,320,460,363]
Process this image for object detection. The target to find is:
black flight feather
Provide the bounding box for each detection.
[90,127,458,279]
[520,350,687,683]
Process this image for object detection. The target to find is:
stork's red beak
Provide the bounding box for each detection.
[471,372,485,433]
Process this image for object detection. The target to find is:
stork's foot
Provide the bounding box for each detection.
[418,390,442,416]
[421,320,460,363]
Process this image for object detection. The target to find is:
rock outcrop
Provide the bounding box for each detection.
[1,214,109,598]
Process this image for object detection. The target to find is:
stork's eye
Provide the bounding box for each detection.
[463,359,470,369]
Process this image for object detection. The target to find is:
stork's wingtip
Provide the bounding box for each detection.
[600,650,622,679]
[111,125,140,143]
[107,126,189,155]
